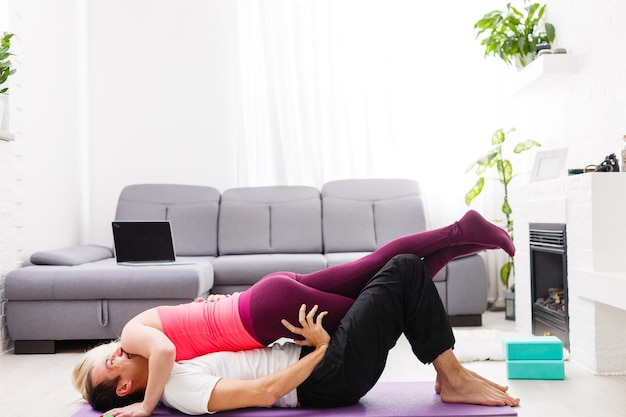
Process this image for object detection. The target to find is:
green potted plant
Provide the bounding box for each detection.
[0,32,16,94]
[465,128,540,289]
[474,1,556,68]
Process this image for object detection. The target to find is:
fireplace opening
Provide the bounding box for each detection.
[529,223,569,349]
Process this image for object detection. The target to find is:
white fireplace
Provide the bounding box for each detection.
[514,173,626,375]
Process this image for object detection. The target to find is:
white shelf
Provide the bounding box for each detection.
[0,130,15,141]
[511,53,578,95]
[569,269,626,311]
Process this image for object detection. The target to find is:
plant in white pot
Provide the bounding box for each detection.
[0,32,16,94]
[0,32,16,132]
[474,1,556,68]
[464,128,540,290]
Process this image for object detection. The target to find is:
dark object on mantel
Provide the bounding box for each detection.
[594,153,620,172]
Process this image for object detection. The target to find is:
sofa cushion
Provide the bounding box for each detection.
[213,253,327,287]
[322,179,427,252]
[5,257,214,301]
[218,186,322,255]
[167,203,219,256]
[30,244,113,266]
[211,254,327,287]
[115,184,221,256]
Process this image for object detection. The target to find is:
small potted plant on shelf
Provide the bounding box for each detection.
[0,32,16,133]
[465,128,540,293]
[474,1,556,68]
[0,32,16,94]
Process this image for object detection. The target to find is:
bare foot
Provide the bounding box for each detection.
[432,349,519,407]
[439,366,520,407]
[463,366,510,393]
[435,368,508,396]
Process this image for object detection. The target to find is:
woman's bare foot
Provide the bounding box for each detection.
[432,349,520,407]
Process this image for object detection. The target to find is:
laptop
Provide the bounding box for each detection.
[112,221,182,266]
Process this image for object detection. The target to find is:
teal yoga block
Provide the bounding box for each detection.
[506,359,565,380]
[502,336,563,360]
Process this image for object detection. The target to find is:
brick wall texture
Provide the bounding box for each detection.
[0,142,22,353]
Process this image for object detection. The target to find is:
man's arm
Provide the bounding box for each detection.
[208,343,327,411]
[208,304,330,412]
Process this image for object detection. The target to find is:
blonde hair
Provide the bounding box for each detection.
[72,340,120,400]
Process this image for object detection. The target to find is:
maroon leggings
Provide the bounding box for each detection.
[238,210,513,345]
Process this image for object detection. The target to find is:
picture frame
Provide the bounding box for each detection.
[530,148,568,182]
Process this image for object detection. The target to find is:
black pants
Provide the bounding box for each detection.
[297,254,455,408]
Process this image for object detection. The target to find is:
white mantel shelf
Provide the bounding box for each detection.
[0,130,15,141]
[511,53,578,95]
[569,269,626,311]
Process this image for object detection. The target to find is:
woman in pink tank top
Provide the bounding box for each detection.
[74,210,514,416]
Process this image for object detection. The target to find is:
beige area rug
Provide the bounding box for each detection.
[452,329,570,363]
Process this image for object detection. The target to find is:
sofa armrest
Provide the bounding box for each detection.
[445,253,488,316]
[30,245,113,266]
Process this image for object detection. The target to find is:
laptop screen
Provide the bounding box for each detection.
[112,221,176,263]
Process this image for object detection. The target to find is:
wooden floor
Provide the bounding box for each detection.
[1,311,624,417]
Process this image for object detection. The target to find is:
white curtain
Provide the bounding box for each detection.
[233,0,396,187]
[233,0,511,305]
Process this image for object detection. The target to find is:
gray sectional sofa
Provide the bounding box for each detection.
[5,179,488,354]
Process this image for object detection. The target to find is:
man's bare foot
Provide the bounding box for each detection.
[463,366,510,393]
[432,349,520,407]
[439,366,520,407]
[435,369,507,395]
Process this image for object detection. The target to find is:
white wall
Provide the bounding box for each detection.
[85,1,239,245]
[8,0,85,257]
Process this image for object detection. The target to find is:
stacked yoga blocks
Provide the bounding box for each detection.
[502,336,565,380]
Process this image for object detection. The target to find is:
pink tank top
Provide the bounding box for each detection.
[156,292,264,361]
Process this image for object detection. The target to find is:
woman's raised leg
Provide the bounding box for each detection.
[293,210,514,298]
[241,210,514,345]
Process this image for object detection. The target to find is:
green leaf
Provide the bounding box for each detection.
[545,23,556,43]
[502,198,512,216]
[513,140,541,153]
[500,261,514,287]
[486,149,501,167]
[465,178,485,206]
[535,4,546,20]
[498,159,513,185]
[491,129,505,145]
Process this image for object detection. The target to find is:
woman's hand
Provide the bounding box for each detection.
[105,401,151,417]
[281,304,330,349]
[197,294,231,303]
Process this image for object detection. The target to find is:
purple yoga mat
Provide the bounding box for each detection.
[72,381,517,417]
